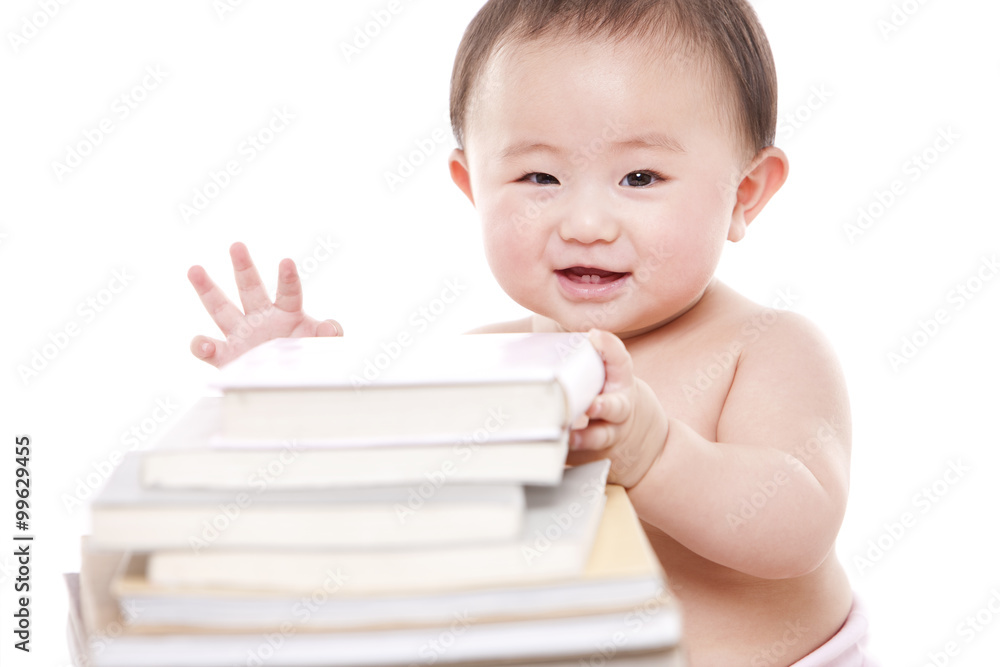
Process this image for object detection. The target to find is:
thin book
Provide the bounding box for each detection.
[212,333,605,444]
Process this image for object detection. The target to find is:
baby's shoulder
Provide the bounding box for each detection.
[702,284,838,367]
[740,303,830,354]
[714,293,842,383]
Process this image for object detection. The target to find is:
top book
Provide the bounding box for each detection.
[212,333,605,444]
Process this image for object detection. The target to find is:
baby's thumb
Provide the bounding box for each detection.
[189,336,220,366]
[316,319,343,337]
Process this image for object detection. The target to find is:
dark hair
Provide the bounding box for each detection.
[449,0,778,159]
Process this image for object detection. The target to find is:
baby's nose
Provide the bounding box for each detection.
[557,192,621,244]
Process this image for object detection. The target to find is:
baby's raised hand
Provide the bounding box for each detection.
[568,329,669,488]
[187,242,342,368]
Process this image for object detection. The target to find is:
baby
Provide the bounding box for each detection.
[187,1,875,665]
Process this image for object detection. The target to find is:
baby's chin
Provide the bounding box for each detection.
[530,311,664,339]
[521,272,717,338]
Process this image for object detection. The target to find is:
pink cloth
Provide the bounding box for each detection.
[789,597,880,667]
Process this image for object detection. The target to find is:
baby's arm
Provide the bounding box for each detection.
[575,318,850,580]
[188,242,343,367]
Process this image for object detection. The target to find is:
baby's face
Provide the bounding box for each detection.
[451,36,750,337]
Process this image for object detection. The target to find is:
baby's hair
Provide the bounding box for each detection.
[450,0,777,161]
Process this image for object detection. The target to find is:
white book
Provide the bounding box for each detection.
[65,604,684,667]
[141,397,569,489]
[68,532,682,667]
[68,568,682,667]
[90,452,524,550]
[114,485,667,632]
[212,333,605,443]
[144,461,610,595]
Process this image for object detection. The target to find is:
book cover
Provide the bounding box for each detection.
[113,484,673,632]
[141,397,568,489]
[143,460,611,595]
[213,334,605,443]
[90,452,524,550]
[69,529,682,667]
[67,568,684,667]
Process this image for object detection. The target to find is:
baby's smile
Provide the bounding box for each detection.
[449,33,754,336]
[555,266,631,301]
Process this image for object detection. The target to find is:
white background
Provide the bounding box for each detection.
[1,0,998,665]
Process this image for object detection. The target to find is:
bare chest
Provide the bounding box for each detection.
[625,324,748,441]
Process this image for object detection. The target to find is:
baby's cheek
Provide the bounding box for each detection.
[490,249,532,301]
[482,220,532,276]
[482,229,547,311]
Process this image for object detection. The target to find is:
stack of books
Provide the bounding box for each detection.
[68,334,684,666]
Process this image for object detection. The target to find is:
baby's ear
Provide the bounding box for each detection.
[728,146,789,242]
[448,148,475,206]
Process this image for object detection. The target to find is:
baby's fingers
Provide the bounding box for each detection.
[569,422,652,488]
[586,392,631,424]
[565,446,612,468]
[189,335,223,367]
[274,258,304,314]
[570,422,618,451]
[315,319,344,337]
[188,267,245,332]
[230,242,272,315]
[587,328,633,392]
[188,265,246,335]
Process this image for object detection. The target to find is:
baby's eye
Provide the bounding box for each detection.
[519,172,560,185]
[620,170,663,187]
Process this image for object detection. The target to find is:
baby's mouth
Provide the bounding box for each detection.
[557,266,630,284]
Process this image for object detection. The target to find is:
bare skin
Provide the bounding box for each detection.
[190,247,852,665]
[188,33,855,667]
[441,34,855,665]
[186,242,342,368]
[472,280,854,665]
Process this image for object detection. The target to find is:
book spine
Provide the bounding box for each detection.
[553,337,606,423]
